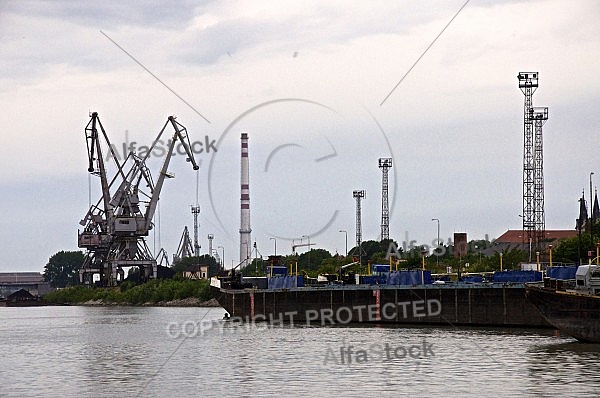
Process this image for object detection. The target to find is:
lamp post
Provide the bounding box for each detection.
[339,230,348,257]
[270,237,277,257]
[302,235,310,269]
[518,214,533,262]
[432,218,440,268]
[421,249,427,285]
[499,252,503,272]
[591,172,595,243]
[549,244,553,268]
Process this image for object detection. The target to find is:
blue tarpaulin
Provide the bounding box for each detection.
[266,266,287,276]
[359,270,432,285]
[461,276,483,283]
[360,275,384,284]
[492,270,542,283]
[373,264,392,273]
[387,270,432,285]
[268,275,303,289]
[546,266,578,280]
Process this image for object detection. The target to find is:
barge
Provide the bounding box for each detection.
[526,264,600,342]
[211,270,550,327]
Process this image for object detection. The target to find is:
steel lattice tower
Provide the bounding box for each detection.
[518,72,538,248]
[207,234,214,257]
[379,158,392,241]
[531,107,548,248]
[191,205,200,258]
[353,190,366,250]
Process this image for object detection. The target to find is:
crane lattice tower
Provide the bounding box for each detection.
[518,72,538,248]
[378,158,392,241]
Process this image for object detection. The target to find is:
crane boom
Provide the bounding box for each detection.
[142,116,199,234]
[85,113,112,219]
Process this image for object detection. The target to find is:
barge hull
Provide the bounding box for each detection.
[211,284,549,327]
[526,285,600,342]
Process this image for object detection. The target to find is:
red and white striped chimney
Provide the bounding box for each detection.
[239,132,252,268]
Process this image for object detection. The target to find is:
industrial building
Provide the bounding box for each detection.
[0,272,52,298]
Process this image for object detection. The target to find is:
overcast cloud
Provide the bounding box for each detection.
[1,0,599,272]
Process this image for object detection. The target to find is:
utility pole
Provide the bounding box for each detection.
[591,172,595,244]
[339,230,348,257]
[432,218,440,267]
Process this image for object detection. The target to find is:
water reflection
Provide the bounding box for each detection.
[4,306,600,397]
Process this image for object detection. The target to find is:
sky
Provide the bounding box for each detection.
[1,0,599,272]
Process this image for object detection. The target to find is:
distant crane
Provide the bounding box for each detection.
[292,241,315,255]
[173,226,194,264]
[78,113,199,286]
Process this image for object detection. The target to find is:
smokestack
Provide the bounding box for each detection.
[240,132,252,268]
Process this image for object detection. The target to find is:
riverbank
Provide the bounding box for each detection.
[79,297,221,307]
[43,278,212,306]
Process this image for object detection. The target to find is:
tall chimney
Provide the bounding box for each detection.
[239,132,252,268]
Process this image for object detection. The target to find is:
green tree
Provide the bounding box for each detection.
[43,250,85,288]
[297,248,332,271]
[552,234,598,264]
[348,239,399,264]
[171,254,219,275]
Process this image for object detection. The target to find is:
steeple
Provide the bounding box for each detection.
[593,188,600,221]
[577,190,588,231]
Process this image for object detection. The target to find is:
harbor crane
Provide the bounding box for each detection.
[292,242,315,255]
[78,112,199,286]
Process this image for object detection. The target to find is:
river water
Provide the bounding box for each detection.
[2,305,600,397]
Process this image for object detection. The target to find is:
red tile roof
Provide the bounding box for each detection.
[495,229,578,244]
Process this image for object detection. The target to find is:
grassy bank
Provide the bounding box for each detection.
[43,278,211,305]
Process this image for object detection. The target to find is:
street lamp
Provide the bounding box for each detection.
[302,234,310,269]
[432,218,440,267]
[339,230,348,257]
[591,172,595,243]
[270,237,277,257]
